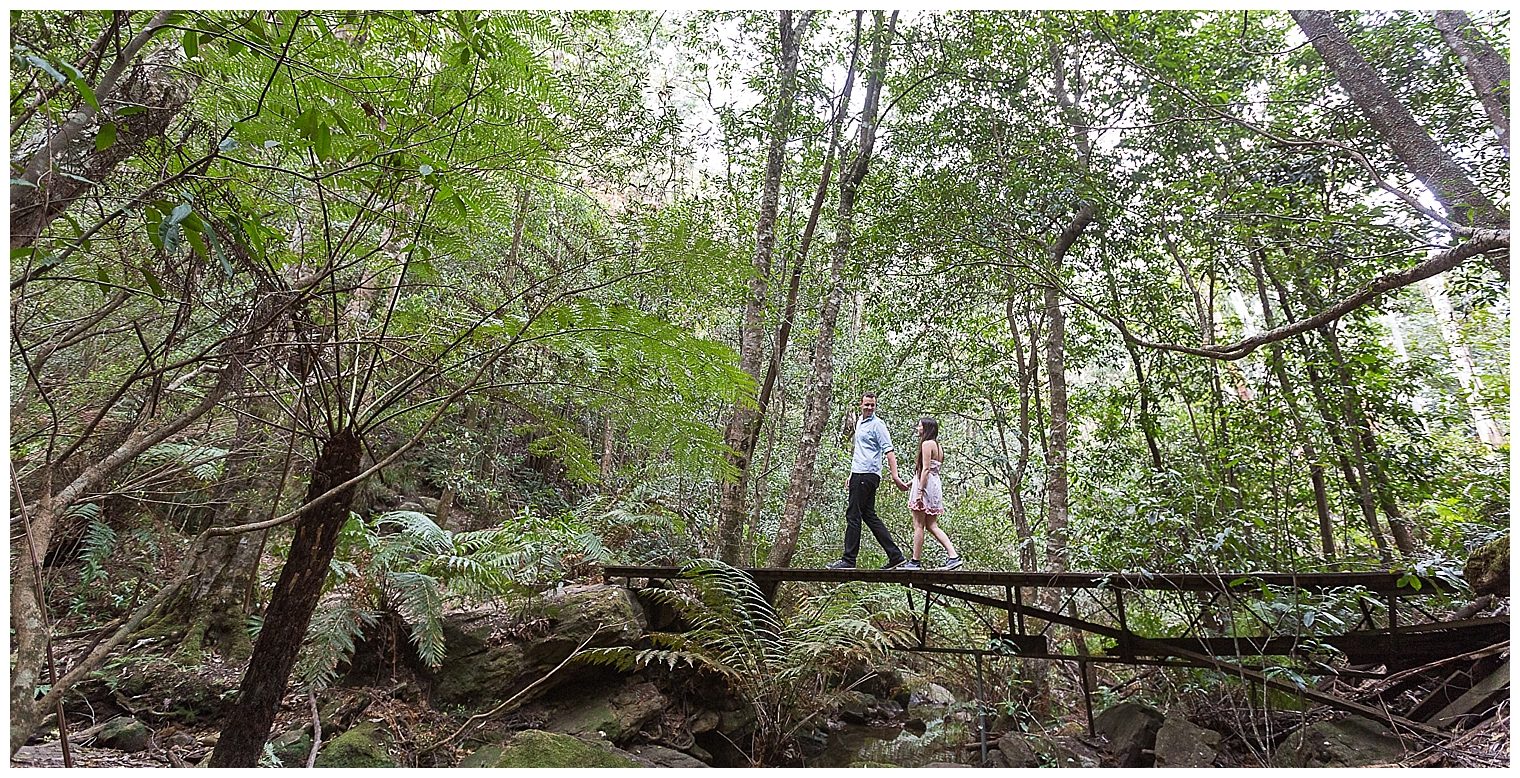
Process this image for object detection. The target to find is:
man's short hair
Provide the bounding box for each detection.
[863,391,877,399]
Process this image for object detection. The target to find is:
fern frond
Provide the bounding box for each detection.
[78,516,116,586]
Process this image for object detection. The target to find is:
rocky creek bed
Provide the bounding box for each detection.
[14,582,1466,768]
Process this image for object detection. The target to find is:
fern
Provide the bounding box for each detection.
[576,559,892,764]
[76,509,114,587]
[138,443,230,481]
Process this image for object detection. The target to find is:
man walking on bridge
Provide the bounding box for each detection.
[828,392,910,570]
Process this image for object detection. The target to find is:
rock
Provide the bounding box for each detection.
[317,691,372,733]
[625,744,709,768]
[1465,535,1509,597]
[461,730,642,768]
[1031,736,1103,768]
[1093,701,1164,767]
[717,700,757,737]
[1154,716,1220,767]
[984,748,1009,768]
[269,728,313,766]
[836,691,876,724]
[924,762,973,767]
[313,720,395,768]
[434,585,646,706]
[549,682,667,744]
[526,584,648,666]
[95,716,149,752]
[688,709,720,734]
[996,732,1040,767]
[911,683,957,706]
[1272,716,1409,768]
[686,743,713,763]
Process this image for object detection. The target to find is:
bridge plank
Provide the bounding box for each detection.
[601,565,1451,594]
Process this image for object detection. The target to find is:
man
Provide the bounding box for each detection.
[827,392,909,569]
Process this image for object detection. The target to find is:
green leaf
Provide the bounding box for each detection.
[114,105,146,116]
[25,55,66,86]
[182,28,199,58]
[95,266,112,294]
[56,60,100,112]
[140,267,164,297]
[95,122,117,151]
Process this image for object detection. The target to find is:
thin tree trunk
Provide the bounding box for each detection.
[209,428,363,767]
[1001,285,1039,571]
[718,10,813,565]
[1320,328,1416,556]
[1250,249,1335,561]
[1429,10,1509,154]
[769,11,895,569]
[1420,275,1506,446]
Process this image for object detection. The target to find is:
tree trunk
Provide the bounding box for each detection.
[10,12,184,249]
[1320,328,1416,556]
[1429,10,1509,153]
[1291,11,1508,280]
[1001,285,1039,571]
[1420,275,1506,446]
[768,11,894,569]
[208,428,363,767]
[1250,249,1336,561]
[718,10,813,565]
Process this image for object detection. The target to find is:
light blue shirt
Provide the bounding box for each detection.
[850,414,895,474]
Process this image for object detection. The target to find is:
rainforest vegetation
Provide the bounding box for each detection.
[9,9,1509,768]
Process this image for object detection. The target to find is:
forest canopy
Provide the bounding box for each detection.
[8,8,1509,764]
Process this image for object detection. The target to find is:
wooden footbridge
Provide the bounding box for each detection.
[603,565,1508,739]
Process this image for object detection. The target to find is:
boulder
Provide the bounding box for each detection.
[717,700,757,738]
[835,691,877,724]
[1153,716,1220,768]
[911,683,957,706]
[432,584,645,706]
[313,720,395,768]
[95,716,149,752]
[624,744,710,768]
[525,584,648,665]
[996,732,1040,767]
[1093,701,1164,767]
[461,730,642,768]
[549,682,667,744]
[269,727,313,766]
[924,762,974,767]
[1030,735,1103,768]
[1465,535,1509,597]
[688,709,720,734]
[1272,716,1409,768]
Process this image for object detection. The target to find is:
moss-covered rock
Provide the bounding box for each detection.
[268,728,312,766]
[313,721,395,768]
[96,716,149,752]
[525,584,648,665]
[549,681,667,743]
[1271,716,1407,767]
[1465,535,1509,597]
[461,730,643,768]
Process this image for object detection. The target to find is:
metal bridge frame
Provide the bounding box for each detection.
[603,566,1502,742]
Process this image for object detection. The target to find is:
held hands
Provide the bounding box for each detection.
[893,476,911,492]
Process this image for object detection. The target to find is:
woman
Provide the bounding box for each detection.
[902,417,961,570]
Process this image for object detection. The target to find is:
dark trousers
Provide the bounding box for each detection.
[842,473,904,565]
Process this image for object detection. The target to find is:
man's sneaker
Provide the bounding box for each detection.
[939,556,963,570]
[880,558,907,570]
[900,559,922,570]
[826,559,855,570]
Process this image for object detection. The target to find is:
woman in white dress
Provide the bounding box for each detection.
[903,417,961,570]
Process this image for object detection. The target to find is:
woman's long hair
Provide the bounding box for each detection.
[917,417,939,475]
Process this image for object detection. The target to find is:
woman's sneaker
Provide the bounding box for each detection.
[939,557,963,570]
[901,559,922,570]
